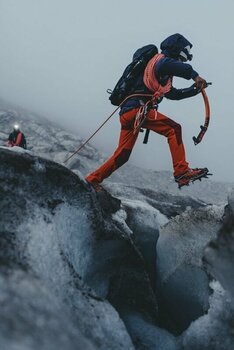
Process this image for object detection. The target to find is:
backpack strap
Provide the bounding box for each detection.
[143,129,150,144]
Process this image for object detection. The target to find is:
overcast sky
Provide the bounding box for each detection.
[0,0,234,183]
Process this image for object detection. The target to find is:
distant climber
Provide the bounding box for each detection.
[85,33,211,190]
[7,124,27,149]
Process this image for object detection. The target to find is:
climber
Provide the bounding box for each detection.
[7,124,27,149]
[86,33,211,190]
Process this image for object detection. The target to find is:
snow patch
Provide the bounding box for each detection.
[112,208,133,236]
[0,145,32,155]
[122,198,169,229]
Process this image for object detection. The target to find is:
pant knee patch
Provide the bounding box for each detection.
[115,149,131,168]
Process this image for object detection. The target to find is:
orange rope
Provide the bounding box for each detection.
[133,99,153,134]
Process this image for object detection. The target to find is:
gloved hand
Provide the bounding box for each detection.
[193,76,208,91]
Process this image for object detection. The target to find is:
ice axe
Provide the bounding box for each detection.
[193,82,212,145]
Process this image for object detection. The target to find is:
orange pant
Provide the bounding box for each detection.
[86,108,189,183]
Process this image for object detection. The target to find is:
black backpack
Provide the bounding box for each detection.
[108,44,158,106]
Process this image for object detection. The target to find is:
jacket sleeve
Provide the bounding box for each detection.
[156,57,199,80]
[7,133,15,146]
[23,135,27,149]
[8,132,14,142]
[165,84,200,100]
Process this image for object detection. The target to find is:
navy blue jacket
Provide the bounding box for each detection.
[120,55,200,115]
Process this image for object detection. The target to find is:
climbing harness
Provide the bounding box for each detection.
[133,103,151,134]
[63,93,154,164]
[133,100,159,144]
[193,83,212,145]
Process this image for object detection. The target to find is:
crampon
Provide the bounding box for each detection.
[175,168,212,189]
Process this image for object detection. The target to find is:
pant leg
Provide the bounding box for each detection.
[86,108,139,183]
[143,109,189,176]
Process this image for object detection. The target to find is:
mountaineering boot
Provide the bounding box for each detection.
[175,168,211,189]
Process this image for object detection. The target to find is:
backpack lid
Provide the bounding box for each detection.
[133,44,158,61]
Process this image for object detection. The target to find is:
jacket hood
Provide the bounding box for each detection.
[160,33,193,59]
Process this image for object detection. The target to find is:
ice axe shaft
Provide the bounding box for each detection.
[193,83,212,145]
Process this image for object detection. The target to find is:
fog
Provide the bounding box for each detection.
[0,0,234,183]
